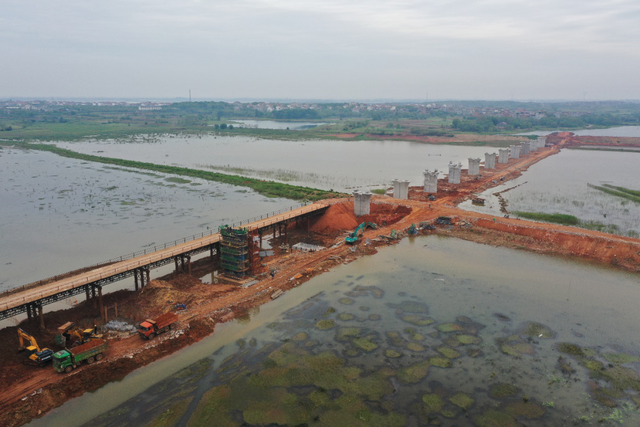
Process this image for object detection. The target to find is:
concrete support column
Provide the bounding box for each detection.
[392,179,410,199]
[468,158,481,176]
[521,142,530,155]
[423,170,438,193]
[353,190,372,216]
[510,144,520,159]
[484,153,497,169]
[448,162,461,184]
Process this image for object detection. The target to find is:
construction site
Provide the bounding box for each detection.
[2,134,640,427]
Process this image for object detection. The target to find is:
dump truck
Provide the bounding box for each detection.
[52,339,108,373]
[138,312,178,340]
[17,328,54,366]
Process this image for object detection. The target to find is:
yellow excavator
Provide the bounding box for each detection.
[55,322,101,348]
[17,328,54,366]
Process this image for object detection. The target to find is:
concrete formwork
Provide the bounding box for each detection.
[423,170,438,193]
[498,149,509,164]
[468,158,481,176]
[353,190,372,216]
[510,144,521,159]
[521,142,530,155]
[484,152,497,169]
[447,162,462,184]
[392,179,410,199]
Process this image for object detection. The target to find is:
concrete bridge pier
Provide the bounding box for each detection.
[468,158,481,176]
[353,190,372,216]
[423,170,438,193]
[510,145,520,159]
[484,153,497,169]
[498,149,509,164]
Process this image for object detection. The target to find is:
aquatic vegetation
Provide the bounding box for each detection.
[385,349,403,358]
[437,323,463,333]
[437,347,461,359]
[604,353,640,364]
[456,334,482,345]
[315,319,337,330]
[292,332,308,341]
[450,392,475,410]
[422,393,444,414]
[397,360,431,383]
[519,321,556,339]
[401,314,435,326]
[429,357,453,368]
[489,383,518,399]
[352,336,379,352]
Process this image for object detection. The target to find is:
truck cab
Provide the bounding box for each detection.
[52,350,73,373]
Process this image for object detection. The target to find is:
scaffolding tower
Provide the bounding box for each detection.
[219,226,250,279]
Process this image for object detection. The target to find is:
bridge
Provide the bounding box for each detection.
[0,203,329,326]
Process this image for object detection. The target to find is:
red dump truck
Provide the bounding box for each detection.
[138,312,178,340]
[52,339,108,373]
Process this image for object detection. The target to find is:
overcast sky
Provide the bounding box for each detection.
[3,0,640,100]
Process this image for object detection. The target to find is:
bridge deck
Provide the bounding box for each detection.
[0,203,327,317]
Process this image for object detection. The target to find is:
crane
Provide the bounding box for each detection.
[17,328,54,366]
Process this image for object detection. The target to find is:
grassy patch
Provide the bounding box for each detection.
[588,183,640,204]
[512,211,579,225]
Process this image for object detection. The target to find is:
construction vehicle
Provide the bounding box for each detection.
[17,328,54,366]
[52,339,108,373]
[55,322,101,347]
[138,312,178,340]
[345,222,377,244]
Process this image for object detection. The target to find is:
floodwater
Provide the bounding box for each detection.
[518,125,640,137]
[29,236,640,426]
[459,149,640,237]
[0,147,294,292]
[232,120,330,130]
[54,135,493,192]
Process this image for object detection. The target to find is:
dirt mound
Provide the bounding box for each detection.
[310,202,359,235]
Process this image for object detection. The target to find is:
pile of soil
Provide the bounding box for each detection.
[310,202,359,235]
[310,202,412,236]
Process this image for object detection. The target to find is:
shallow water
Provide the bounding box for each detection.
[231,120,330,130]
[517,126,640,137]
[55,135,494,192]
[460,149,640,237]
[0,148,293,292]
[29,236,640,427]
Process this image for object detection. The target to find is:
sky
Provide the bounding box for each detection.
[3,0,640,101]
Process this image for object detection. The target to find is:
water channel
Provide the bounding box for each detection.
[28,236,640,426]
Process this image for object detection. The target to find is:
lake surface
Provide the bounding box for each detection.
[459,149,640,237]
[232,120,330,130]
[0,147,294,292]
[518,126,640,137]
[55,135,494,192]
[29,236,640,426]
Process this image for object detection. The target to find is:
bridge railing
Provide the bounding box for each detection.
[0,202,318,302]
